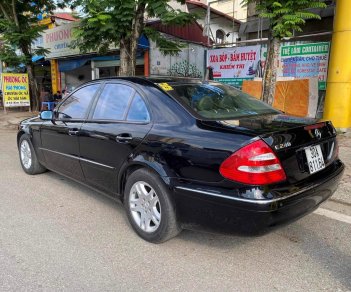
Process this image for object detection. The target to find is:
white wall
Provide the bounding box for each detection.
[191,7,239,44]
[199,16,239,44]
[209,0,248,22]
[150,41,205,77]
[168,0,239,44]
[62,65,92,91]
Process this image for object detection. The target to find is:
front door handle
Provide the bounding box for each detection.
[68,129,80,136]
[116,133,133,142]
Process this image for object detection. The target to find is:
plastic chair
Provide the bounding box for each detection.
[41,101,55,111]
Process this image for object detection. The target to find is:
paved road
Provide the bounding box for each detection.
[0,129,350,291]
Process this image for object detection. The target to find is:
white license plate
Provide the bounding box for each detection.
[305,144,325,174]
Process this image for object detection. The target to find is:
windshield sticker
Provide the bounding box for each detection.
[158,83,174,91]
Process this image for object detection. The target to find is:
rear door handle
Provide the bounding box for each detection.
[68,129,80,136]
[116,133,133,142]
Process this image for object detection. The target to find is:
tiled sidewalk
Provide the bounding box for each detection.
[0,109,38,130]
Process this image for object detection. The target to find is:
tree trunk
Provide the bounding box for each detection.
[119,39,135,76]
[129,36,139,74]
[20,43,39,111]
[26,63,40,111]
[119,3,146,77]
[262,36,280,105]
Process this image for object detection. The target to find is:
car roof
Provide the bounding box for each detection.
[91,76,204,86]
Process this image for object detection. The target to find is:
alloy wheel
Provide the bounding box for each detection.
[129,181,161,233]
[20,140,32,169]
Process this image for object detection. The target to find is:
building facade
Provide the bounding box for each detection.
[209,0,248,23]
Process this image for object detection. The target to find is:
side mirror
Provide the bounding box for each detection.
[40,111,53,120]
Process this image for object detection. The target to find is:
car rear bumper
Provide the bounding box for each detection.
[172,160,345,235]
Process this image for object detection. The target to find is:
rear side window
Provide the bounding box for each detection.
[127,94,150,122]
[58,84,100,119]
[93,84,134,120]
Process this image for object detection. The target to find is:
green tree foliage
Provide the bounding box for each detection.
[0,1,65,110]
[242,0,327,105]
[71,0,197,76]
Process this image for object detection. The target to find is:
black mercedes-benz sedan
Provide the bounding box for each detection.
[17,77,344,243]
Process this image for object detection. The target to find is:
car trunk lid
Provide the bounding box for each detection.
[259,120,337,184]
[200,114,338,184]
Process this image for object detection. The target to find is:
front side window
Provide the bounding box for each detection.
[58,84,100,119]
[92,84,134,120]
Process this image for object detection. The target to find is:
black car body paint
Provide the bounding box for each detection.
[17,77,344,236]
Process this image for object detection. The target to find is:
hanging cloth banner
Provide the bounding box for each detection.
[278,42,330,90]
[207,45,261,88]
[1,73,30,107]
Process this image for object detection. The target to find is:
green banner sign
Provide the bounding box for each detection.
[281,42,329,57]
[214,78,253,88]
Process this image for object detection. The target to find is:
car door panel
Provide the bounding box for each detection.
[39,83,101,182]
[79,122,152,194]
[40,120,84,180]
[78,82,152,195]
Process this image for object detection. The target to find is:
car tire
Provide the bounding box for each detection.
[18,134,46,175]
[124,168,181,243]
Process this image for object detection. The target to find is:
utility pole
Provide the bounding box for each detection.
[232,0,235,43]
[324,0,351,131]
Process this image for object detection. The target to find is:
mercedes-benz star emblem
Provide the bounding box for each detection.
[314,129,322,139]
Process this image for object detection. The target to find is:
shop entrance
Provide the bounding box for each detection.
[92,59,145,79]
[98,66,118,78]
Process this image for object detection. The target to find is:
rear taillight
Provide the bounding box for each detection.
[219,140,286,185]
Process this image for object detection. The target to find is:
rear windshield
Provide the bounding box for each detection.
[167,82,279,119]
